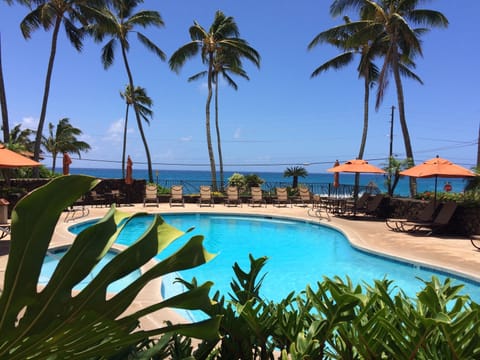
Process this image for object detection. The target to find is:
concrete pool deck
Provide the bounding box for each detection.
[1,202,479,330]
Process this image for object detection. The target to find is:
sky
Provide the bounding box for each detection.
[0,0,478,174]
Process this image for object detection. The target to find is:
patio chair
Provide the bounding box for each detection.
[143,184,159,207]
[273,187,291,207]
[470,235,480,250]
[249,187,266,207]
[402,201,457,235]
[89,190,106,207]
[344,192,371,215]
[169,185,185,207]
[199,185,214,207]
[64,196,89,222]
[225,186,242,207]
[295,186,312,207]
[386,200,438,231]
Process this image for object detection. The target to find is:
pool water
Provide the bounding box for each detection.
[68,214,480,304]
[40,247,141,293]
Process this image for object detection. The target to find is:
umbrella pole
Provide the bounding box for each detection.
[434,176,438,208]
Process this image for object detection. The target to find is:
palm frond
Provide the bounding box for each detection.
[101,39,116,69]
[128,10,165,28]
[311,52,354,78]
[137,32,166,61]
[169,42,201,72]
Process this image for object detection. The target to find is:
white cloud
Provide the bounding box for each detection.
[15,116,37,130]
[180,135,192,142]
[104,118,124,142]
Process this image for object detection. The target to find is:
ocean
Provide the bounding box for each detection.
[68,168,471,197]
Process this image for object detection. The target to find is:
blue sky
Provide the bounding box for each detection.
[1,0,478,173]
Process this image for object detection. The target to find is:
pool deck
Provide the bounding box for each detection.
[1,202,479,330]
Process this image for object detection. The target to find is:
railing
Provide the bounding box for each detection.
[157,179,373,197]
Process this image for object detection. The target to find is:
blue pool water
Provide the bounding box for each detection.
[68,214,480,305]
[40,247,141,293]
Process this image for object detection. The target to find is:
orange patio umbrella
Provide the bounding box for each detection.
[0,145,41,168]
[327,159,386,174]
[399,155,475,204]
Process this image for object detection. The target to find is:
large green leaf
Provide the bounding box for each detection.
[0,175,219,358]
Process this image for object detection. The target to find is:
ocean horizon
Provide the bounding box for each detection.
[68,168,471,197]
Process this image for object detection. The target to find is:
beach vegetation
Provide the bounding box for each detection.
[283,166,308,189]
[42,117,91,174]
[383,156,413,196]
[0,175,220,358]
[119,85,153,179]
[228,172,247,192]
[89,0,166,184]
[169,10,260,191]
[329,0,448,196]
[244,173,265,188]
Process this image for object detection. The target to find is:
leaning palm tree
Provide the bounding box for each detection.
[42,117,91,173]
[188,51,250,191]
[119,85,153,178]
[18,0,101,175]
[283,166,308,189]
[89,0,166,183]
[330,0,448,195]
[169,10,260,190]
[0,33,9,143]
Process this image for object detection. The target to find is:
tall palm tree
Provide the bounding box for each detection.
[88,0,166,183]
[0,33,9,143]
[169,10,260,190]
[188,52,250,191]
[42,117,91,173]
[330,0,448,195]
[309,17,380,162]
[119,84,153,178]
[8,124,35,152]
[283,166,308,189]
[18,0,101,175]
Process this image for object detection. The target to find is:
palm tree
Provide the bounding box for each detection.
[119,85,153,178]
[8,124,35,152]
[330,0,448,195]
[18,0,101,175]
[169,10,260,190]
[188,51,250,191]
[0,33,9,143]
[88,0,166,183]
[283,166,308,189]
[42,117,91,173]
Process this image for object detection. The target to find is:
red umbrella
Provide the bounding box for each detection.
[62,152,72,175]
[125,156,133,185]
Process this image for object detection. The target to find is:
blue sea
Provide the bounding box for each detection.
[68,168,471,197]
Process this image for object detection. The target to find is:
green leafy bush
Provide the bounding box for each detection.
[0,175,220,358]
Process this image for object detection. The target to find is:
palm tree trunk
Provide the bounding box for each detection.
[206,55,217,190]
[121,104,129,178]
[214,74,224,191]
[33,17,62,177]
[354,76,371,200]
[121,45,154,183]
[0,33,10,143]
[51,151,57,173]
[392,53,416,196]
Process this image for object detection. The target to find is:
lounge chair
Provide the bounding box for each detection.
[402,201,458,235]
[295,186,312,207]
[225,186,242,207]
[386,200,438,231]
[471,235,480,250]
[344,192,371,215]
[249,187,266,207]
[169,185,185,207]
[362,194,386,216]
[199,185,214,207]
[143,184,159,207]
[0,223,11,239]
[64,196,89,222]
[273,187,291,207]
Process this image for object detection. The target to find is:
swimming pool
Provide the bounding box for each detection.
[68,213,480,304]
[40,247,141,293]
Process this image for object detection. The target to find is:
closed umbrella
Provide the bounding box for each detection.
[125,156,133,185]
[62,152,72,175]
[333,160,340,188]
[399,155,475,205]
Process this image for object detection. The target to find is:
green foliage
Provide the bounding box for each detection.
[147,256,480,359]
[228,173,247,190]
[0,175,220,358]
[244,173,265,188]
